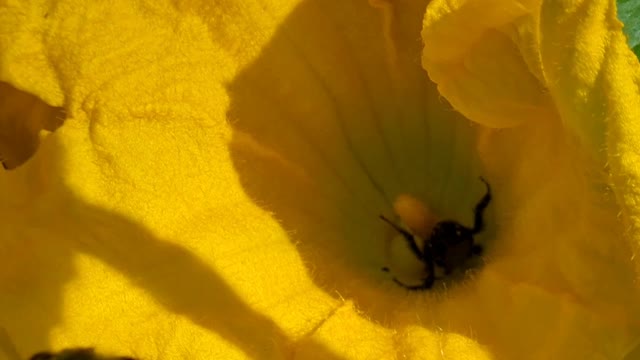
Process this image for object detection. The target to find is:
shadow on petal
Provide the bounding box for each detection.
[226,0,486,320]
[0,82,64,170]
[1,135,346,360]
[225,0,640,358]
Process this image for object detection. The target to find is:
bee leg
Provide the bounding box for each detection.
[471,177,492,235]
[390,247,436,291]
[392,274,435,290]
[379,215,424,260]
[29,352,55,360]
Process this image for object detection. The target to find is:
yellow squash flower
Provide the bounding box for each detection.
[1,0,639,359]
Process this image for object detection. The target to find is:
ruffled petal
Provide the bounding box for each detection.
[423,0,640,358]
[3,0,638,358]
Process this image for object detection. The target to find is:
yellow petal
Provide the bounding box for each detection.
[422,0,550,128]
[423,0,640,358]
[0,1,63,106]
[2,0,640,359]
[0,1,341,358]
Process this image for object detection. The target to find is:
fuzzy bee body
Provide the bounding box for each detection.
[381,177,491,290]
[29,348,136,360]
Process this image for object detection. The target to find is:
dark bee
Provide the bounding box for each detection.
[29,348,136,360]
[381,177,491,290]
[0,327,135,360]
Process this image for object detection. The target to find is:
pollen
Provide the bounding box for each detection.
[392,194,438,239]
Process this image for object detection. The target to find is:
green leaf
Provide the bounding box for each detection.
[618,0,640,57]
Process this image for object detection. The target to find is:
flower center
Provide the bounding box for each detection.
[223,0,493,316]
